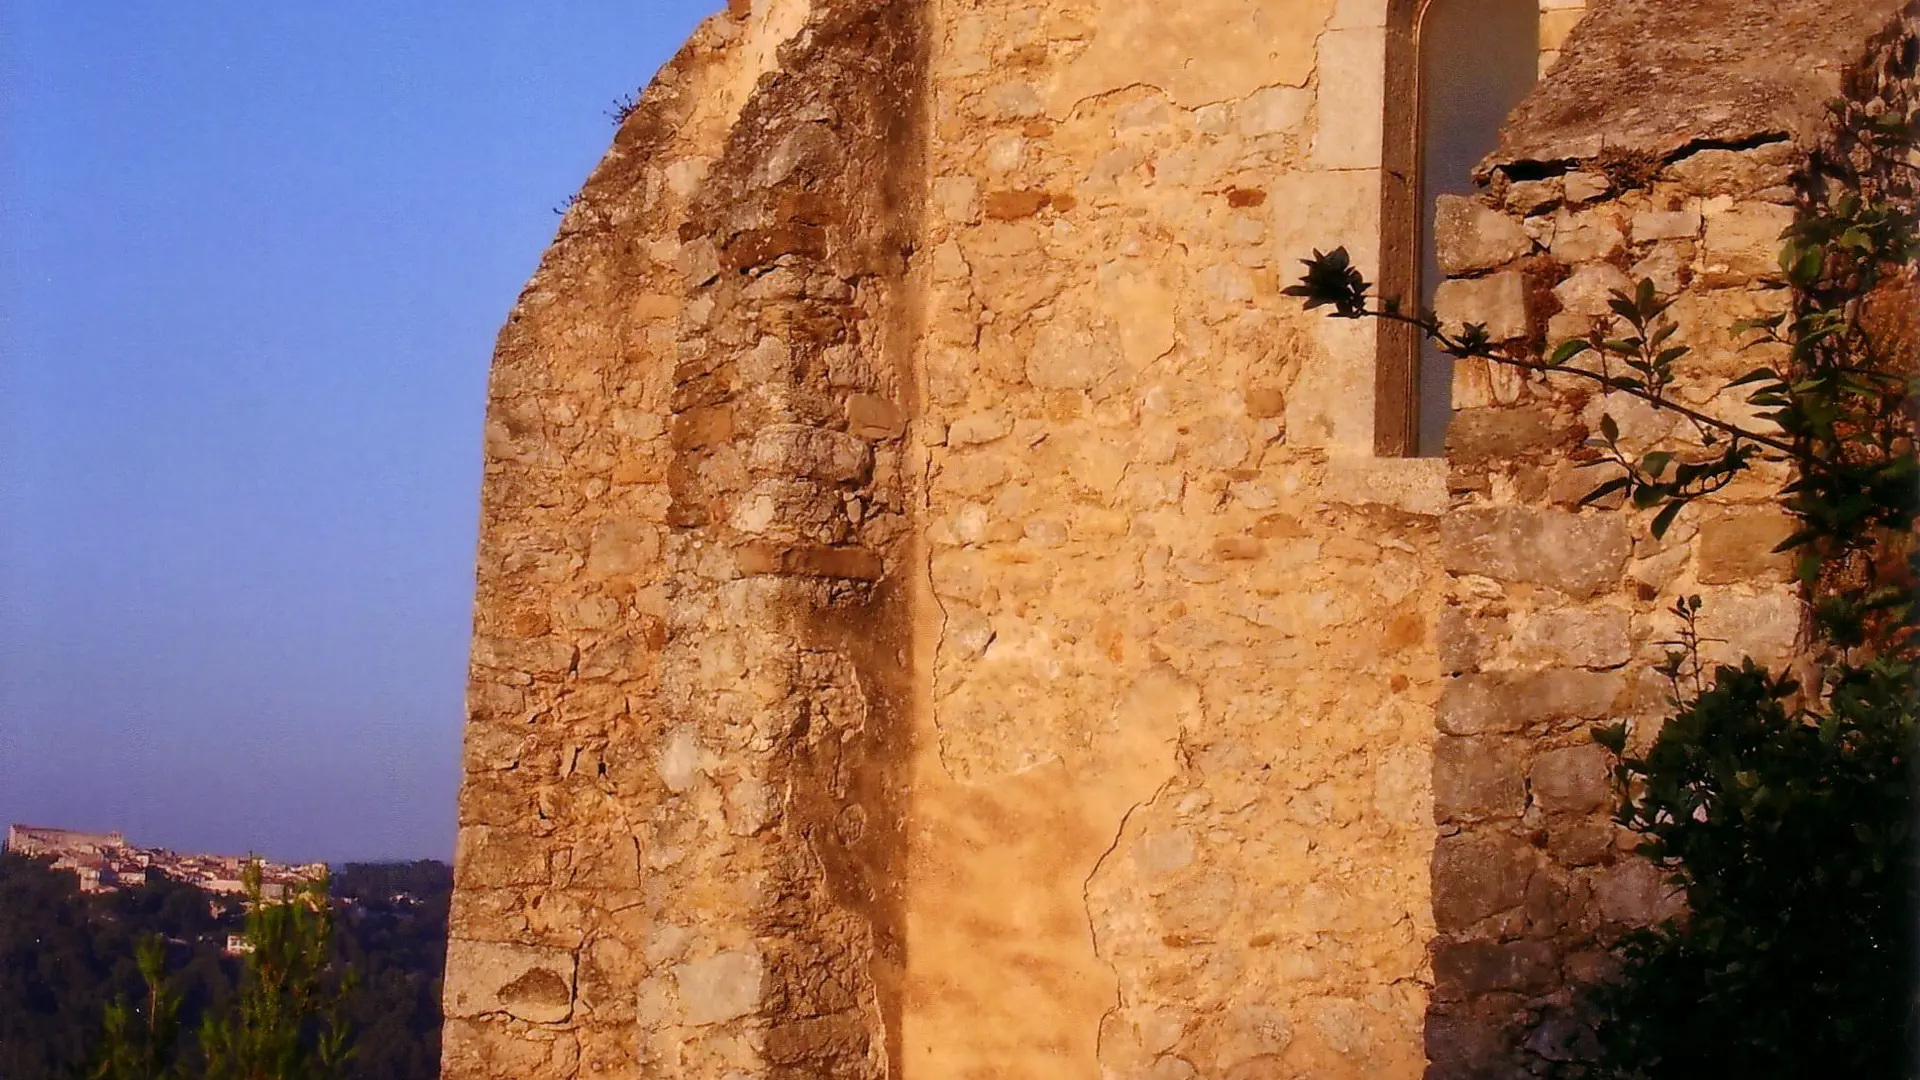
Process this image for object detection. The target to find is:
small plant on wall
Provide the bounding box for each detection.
[1288,105,1917,1078]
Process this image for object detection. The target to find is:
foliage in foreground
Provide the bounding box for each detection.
[0,854,449,1080]
[1291,105,1917,1077]
[91,863,356,1080]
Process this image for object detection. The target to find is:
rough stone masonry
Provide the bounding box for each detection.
[441,0,1918,1077]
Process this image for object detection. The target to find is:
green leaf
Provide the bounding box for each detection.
[1641,450,1674,478]
[1599,413,1619,443]
[1548,338,1592,366]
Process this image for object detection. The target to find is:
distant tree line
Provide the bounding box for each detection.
[0,852,450,1080]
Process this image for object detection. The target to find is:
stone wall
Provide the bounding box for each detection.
[1425,1,1914,1074]
[445,1,927,1075]
[903,0,1452,1073]
[440,0,1911,1077]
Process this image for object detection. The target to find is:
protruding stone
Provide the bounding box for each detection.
[1435,196,1534,274]
[1438,671,1626,735]
[1551,263,1634,317]
[1563,172,1611,204]
[1434,272,1532,341]
[443,940,576,1023]
[1443,507,1631,597]
[1630,209,1702,242]
[1530,744,1613,814]
[1703,202,1796,283]
[1666,144,1798,198]
[1550,215,1626,262]
[1505,178,1562,216]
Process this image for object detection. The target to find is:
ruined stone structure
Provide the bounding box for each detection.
[442,0,1917,1077]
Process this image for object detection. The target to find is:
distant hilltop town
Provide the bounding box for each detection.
[5,824,326,898]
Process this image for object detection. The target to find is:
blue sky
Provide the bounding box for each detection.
[0,2,716,864]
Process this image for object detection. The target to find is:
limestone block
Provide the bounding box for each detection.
[1050,0,1334,112]
[439,1018,559,1079]
[1506,178,1562,216]
[672,949,765,1025]
[1538,6,1586,52]
[1434,735,1527,822]
[748,423,872,483]
[1433,939,1559,998]
[845,394,905,439]
[1696,507,1796,584]
[470,635,577,677]
[1703,202,1796,283]
[1629,243,1688,295]
[1630,209,1702,243]
[1432,832,1535,930]
[443,939,576,1023]
[454,826,555,889]
[1320,456,1447,515]
[1437,670,1625,736]
[1328,0,1388,28]
[1437,607,1501,673]
[1235,86,1311,135]
[1446,405,1577,468]
[1442,506,1630,597]
[1027,315,1121,390]
[1694,589,1802,668]
[1549,214,1625,262]
[1312,27,1387,168]
[1270,167,1381,277]
[1562,172,1611,205]
[1510,607,1631,669]
[1665,144,1798,198]
[1373,746,1433,826]
[1434,196,1534,275]
[1287,312,1378,450]
[1591,859,1678,926]
[1548,821,1615,867]
[946,408,1013,446]
[1434,272,1531,341]
[1529,744,1612,814]
[735,542,884,580]
[931,175,978,224]
[585,519,662,577]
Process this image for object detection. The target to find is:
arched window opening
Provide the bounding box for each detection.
[1377,0,1542,457]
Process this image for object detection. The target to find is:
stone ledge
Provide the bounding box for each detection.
[1321,454,1448,516]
